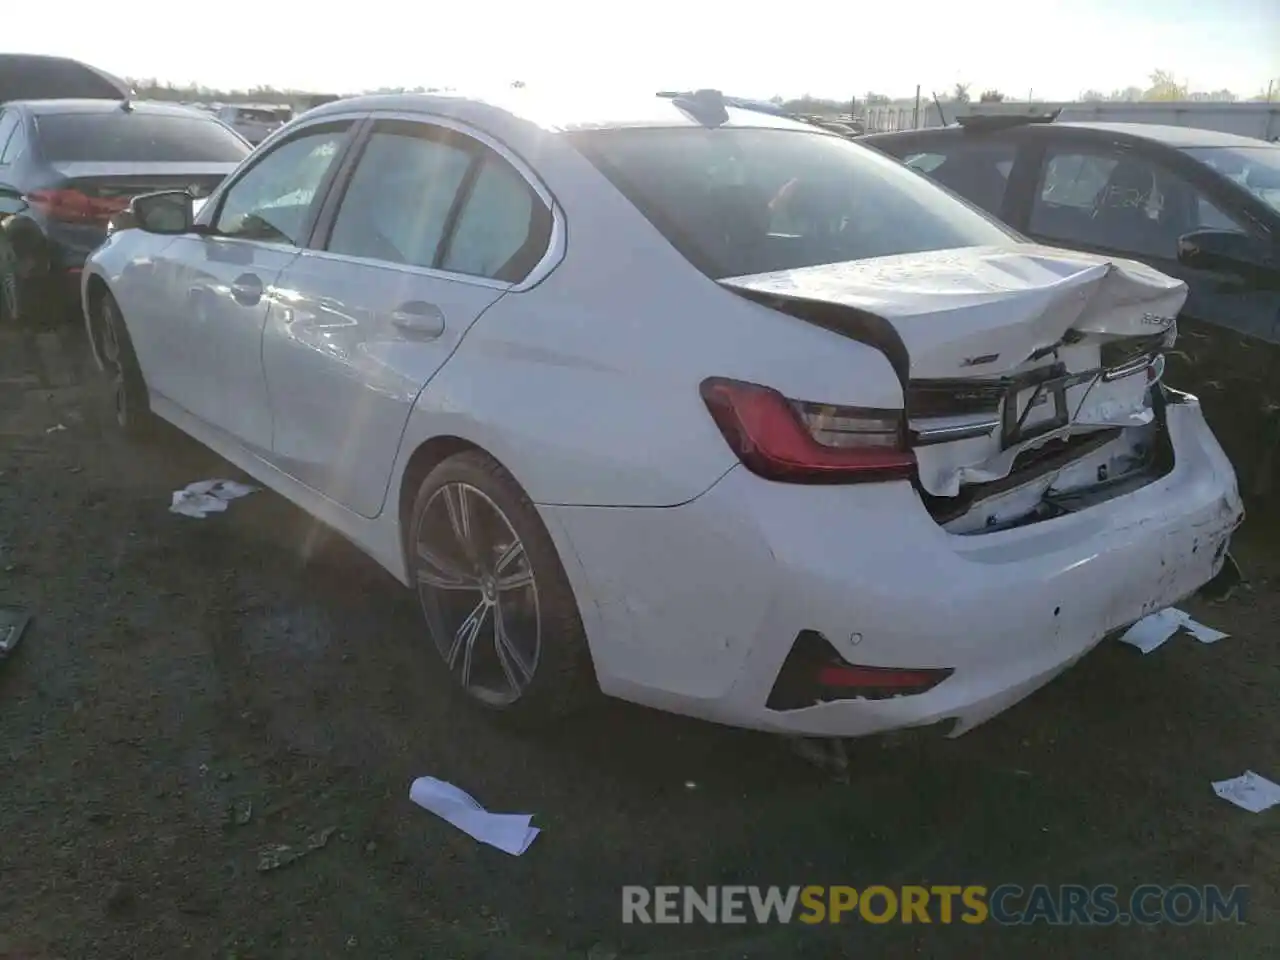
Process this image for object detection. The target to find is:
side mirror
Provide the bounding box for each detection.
[131,190,195,235]
[1177,229,1277,283]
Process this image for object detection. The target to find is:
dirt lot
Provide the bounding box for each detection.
[1,324,1278,959]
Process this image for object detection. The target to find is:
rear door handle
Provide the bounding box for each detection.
[230,273,263,306]
[390,301,446,339]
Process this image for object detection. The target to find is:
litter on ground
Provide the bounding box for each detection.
[409,776,539,855]
[170,479,260,519]
[0,607,31,662]
[1117,607,1229,654]
[257,825,337,872]
[1212,771,1280,813]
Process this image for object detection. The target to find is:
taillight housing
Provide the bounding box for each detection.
[27,189,130,225]
[700,377,916,484]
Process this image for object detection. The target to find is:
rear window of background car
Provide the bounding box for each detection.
[34,112,251,163]
[570,127,1017,280]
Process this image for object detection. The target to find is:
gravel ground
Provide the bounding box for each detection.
[1,325,1278,959]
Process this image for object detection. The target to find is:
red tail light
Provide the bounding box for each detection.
[700,377,916,484]
[26,189,130,225]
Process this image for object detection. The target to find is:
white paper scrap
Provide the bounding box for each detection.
[1117,608,1185,654]
[1212,771,1280,813]
[170,478,260,519]
[1181,616,1230,645]
[409,776,539,856]
[1118,607,1230,653]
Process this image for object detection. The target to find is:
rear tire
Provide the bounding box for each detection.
[97,292,158,440]
[407,449,596,724]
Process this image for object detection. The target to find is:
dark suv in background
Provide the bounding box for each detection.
[863,118,1280,496]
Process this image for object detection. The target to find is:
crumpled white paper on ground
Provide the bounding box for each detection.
[1117,607,1229,654]
[409,776,539,855]
[170,479,259,518]
[1212,771,1280,813]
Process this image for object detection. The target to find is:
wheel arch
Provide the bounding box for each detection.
[83,272,112,370]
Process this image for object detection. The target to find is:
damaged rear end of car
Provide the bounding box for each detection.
[722,244,1207,538]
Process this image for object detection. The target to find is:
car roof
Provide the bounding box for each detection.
[7,98,212,118]
[866,120,1270,150]
[302,90,819,134]
[1051,121,1272,148]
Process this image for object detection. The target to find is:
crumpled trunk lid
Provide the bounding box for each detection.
[721,244,1186,498]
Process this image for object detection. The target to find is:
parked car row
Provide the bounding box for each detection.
[0,96,250,321]
[74,88,1242,742]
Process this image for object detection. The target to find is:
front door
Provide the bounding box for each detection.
[145,120,357,451]
[263,117,554,518]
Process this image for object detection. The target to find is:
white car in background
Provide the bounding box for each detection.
[81,89,1243,740]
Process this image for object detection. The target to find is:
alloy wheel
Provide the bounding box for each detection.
[413,481,541,706]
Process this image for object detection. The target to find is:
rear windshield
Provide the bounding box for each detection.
[35,112,251,163]
[570,127,1017,279]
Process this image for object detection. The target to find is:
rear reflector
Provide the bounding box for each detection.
[767,630,954,709]
[815,663,954,691]
[700,377,915,484]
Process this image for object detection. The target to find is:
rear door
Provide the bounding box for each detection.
[262,115,554,518]
[134,117,360,450]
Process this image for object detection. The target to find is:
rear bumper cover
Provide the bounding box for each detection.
[543,393,1242,738]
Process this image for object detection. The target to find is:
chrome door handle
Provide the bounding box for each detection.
[230,273,263,306]
[390,301,446,339]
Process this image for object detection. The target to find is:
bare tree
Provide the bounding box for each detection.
[979,89,1005,102]
[953,82,971,104]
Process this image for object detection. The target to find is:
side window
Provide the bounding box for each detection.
[326,125,473,267]
[903,140,1017,216]
[440,154,548,281]
[1,123,26,165]
[1030,146,1242,261]
[214,124,350,244]
[0,111,18,165]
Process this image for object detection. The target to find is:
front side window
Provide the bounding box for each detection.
[1183,145,1280,217]
[570,127,1017,279]
[326,125,474,267]
[214,125,350,244]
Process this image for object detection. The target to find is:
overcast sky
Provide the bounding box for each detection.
[8,0,1279,100]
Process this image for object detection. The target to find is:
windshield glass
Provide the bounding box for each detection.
[1184,145,1280,216]
[35,111,251,163]
[569,127,1018,279]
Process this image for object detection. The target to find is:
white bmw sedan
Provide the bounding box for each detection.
[82,89,1243,739]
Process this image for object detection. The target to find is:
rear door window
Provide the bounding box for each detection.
[1029,145,1252,261]
[326,124,475,268]
[900,141,1018,216]
[34,111,251,163]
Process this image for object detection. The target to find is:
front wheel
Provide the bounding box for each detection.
[97,292,158,440]
[408,450,595,723]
